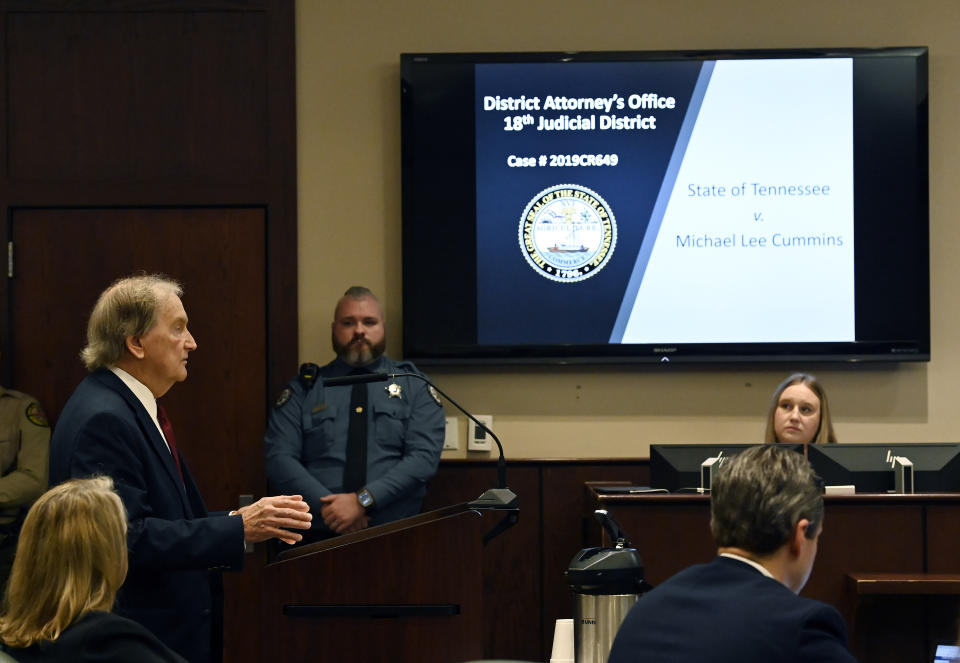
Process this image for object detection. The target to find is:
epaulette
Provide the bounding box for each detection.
[394,359,419,374]
[298,363,320,389]
[394,361,441,405]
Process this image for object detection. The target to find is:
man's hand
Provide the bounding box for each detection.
[235,494,311,545]
[320,493,369,534]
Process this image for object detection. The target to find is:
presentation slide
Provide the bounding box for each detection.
[474,59,854,345]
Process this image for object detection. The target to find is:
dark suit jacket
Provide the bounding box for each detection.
[6,611,187,663]
[607,556,858,663]
[49,370,244,663]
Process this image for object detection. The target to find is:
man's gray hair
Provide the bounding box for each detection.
[710,445,823,555]
[80,274,182,371]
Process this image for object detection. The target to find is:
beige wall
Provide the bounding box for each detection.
[295,0,959,459]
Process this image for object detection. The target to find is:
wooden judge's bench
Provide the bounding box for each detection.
[585,485,960,663]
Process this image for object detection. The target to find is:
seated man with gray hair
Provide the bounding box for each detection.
[608,445,857,663]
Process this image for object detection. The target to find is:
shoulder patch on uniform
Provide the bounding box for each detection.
[428,385,442,406]
[26,402,49,427]
[274,388,292,408]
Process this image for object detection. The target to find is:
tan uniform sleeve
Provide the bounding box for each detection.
[0,400,50,507]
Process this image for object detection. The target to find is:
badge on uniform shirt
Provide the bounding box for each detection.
[386,383,403,399]
[274,388,291,408]
[428,385,442,406]
[26,402,49,427]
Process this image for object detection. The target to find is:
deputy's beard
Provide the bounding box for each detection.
[333,334,386,367]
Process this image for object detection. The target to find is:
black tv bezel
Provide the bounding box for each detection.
[400,47,930,366]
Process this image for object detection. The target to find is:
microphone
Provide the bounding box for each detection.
[322,370,518,510]
[321,373,391,387]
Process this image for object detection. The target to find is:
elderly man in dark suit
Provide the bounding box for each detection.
[608,445,857,663]
[50,274,312,663]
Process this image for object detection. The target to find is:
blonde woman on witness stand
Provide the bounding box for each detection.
[764,373,837,445]
[0,477,185,662]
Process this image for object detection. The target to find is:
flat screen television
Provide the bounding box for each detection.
[806,443,960,493]
[650,443,802,492]
[400,47,929,364]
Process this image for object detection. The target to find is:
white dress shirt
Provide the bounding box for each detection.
[109,366,173,455]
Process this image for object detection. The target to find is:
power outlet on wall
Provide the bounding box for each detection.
[443,416,459,451]
[468,414,494,452]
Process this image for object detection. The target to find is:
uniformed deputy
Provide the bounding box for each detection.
[264,286,444,540]
[0,384,50,586]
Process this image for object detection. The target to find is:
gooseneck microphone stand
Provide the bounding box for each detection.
[321,371,519,543]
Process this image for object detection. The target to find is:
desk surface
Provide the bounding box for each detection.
[848,573,960,595]
[588,483,960,506]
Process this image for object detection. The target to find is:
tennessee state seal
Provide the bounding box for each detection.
[518,184,617,282]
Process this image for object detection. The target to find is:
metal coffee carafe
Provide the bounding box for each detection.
[565,510,652,663]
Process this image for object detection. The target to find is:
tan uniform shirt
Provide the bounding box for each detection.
[0,387,50,526]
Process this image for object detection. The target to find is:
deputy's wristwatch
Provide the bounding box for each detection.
[357,488,375,509]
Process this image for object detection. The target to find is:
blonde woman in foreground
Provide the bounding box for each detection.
[0,477,185,662]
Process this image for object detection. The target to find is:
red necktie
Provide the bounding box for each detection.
[156,403,185,484]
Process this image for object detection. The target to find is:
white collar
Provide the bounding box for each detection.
[719,552,776,580]
[110,367,157,418]
[109,367,169,453]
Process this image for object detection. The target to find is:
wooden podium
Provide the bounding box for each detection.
[261,503,491,662]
